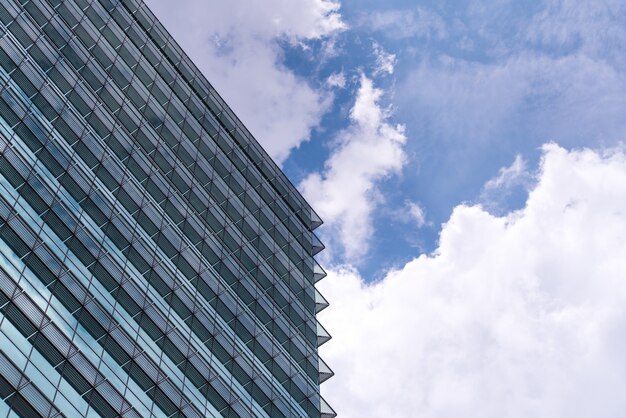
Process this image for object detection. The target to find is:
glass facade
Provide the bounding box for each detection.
[0,0,334,416]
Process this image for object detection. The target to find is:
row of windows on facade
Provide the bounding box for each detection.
[0,0,323,354]
[0,0,331,416]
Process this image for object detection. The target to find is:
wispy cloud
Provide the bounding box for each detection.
[391,200,428,229]
[398,0,626,150]
[300,74,406,262]
[320,144,626,417]
[527,0,626,66]
[479,154,533,213]
[483,154,527,191]
[361,7,448,40]
[326,72,347,88]
[372,42,397,76]
[406,201,427,228]
[401,51,626,152]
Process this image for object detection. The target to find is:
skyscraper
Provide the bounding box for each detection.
[0,0,334,416]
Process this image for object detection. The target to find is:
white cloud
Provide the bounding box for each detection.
[406,201,427,228]
[319,144,626,418]
[144,0,345,164]
[362,8,448,40]
[398,0,626,153]
[527,0,626,68]
[483,154,527,190]
[373,42,397,76]
[394,200,428,229]
[479,154,533,214]
[300,75,406,261]
[326,72,347,89]
[401,51,626,149]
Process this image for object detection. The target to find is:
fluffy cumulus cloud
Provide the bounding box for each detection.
[319,144,626,417]
[144,0,345,164]
[300,75,406,261]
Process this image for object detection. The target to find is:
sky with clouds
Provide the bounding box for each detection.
[145,0,626,416]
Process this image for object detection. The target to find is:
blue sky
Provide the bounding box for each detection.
[146,1,626,416]
[148,0,626,278]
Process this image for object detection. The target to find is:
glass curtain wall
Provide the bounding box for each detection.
[0,0,334,416]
